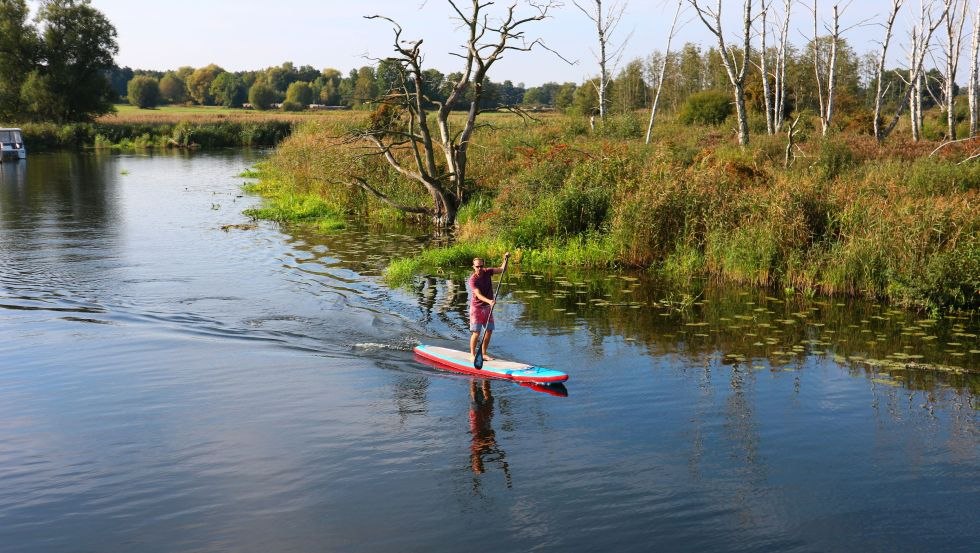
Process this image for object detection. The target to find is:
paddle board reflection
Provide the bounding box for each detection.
[468,380,512,488]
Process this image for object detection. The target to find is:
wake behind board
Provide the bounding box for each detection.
[414,344,568,384]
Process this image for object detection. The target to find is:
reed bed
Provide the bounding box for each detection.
[252,111,980,311]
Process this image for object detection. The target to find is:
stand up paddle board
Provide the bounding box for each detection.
[414,344,568,384]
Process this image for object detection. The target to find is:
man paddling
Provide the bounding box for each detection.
[468,253,509,363]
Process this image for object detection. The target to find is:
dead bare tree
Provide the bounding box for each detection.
[940,0,968,140]
[645,0,683,143]
[351,1,557,228]
[875,0,949,141]
[689,0,753,146]
[873,0,905,141]
[774,0,793,130]
[811,2,841,136]
[574,0,629,120]
[905,0,949,142]
[967,1,980,136]
[811,3,867,137]
[758,0,776,134]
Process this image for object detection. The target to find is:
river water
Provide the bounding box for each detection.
[0,152,977,553]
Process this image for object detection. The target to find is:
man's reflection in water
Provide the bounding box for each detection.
[469,380,512,490]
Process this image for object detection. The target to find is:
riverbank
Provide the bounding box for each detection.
[11,104,350,150]
[247,112,979,311]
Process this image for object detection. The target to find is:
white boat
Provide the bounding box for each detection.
[0,128,26,161]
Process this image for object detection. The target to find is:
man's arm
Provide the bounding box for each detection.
[491,252,510,274]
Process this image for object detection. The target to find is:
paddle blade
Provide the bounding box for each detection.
[474,348,484,369]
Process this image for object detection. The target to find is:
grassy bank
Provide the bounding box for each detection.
[251,111,979,311]
[19,119,294,150]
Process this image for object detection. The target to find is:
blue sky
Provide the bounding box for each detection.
[81,1,931,86]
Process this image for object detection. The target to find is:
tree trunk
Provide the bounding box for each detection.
[689,0,752,146]
[646,1,681,143]
[970,1,980,136]
[774,0,792,130]
[575,1,627,121]
[760,1,775,135]
[943,0,967,140]
[878,0,949,142]
[874,1,904,142]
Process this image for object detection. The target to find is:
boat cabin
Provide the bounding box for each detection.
[0,128,26,161]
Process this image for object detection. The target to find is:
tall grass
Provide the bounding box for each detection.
[258,111,980,310]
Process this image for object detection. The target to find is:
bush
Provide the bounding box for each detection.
[679,90,733,126]
[127,76,161,109]
[815,139,856,181]
[281,100,304,112]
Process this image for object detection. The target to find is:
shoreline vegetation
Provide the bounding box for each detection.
[246,111,979,313]
[15,105,315,150]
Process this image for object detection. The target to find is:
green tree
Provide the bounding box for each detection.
[375,59,402,96]
[353,66,377,106]
[159,72,186,104]
[127,75,160,108]
[572,78,600,115]
[611,59,647,113]
[285,81,314,106]
[210,72,246,107]
[248,82,276,110]
[25,0,118,122]
[554,82,577,111]
[0,0,39,119]
[187,64,224,105]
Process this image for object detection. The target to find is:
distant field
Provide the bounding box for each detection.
[98,104,543,126]
[99,104,355,124]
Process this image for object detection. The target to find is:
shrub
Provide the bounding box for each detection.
[815,139,856,181]
[679,90,733,126]
[127,76,161,109]
[281,100,304,112]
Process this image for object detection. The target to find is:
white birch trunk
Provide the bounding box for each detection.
[814,3,840,137]
[910,37,922,141]
[774,0,792,130]
[760,0,775,135]
[879,0,949,141]
[874,1,904,141]
[689,0,752,146]
[942,0,967,140]
[971,1,980,136]
[646,1,682,144]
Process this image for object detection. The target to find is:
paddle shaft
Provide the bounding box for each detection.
[474,257,508,369]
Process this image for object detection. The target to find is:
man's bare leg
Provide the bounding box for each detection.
[482,329,494,360]
[469,331,480,361]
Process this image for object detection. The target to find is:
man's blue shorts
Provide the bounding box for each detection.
[470,320,495,332]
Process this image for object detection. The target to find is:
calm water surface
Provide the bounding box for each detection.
[0,152,977,553]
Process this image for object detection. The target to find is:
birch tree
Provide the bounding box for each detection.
[350,1,556,228]
[689,0,753,146]
[970,0,980,136]
[646,0,683,143]
[873,0,904,141]
[574,0,629,120]
[905,0,949,142]
[812,3,841,137]
[940,0,968,140]
[874,0,948,141]
[759,0,775,134]
[773,0,793,130]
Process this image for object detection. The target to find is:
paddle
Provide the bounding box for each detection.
[474,253,509,369]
